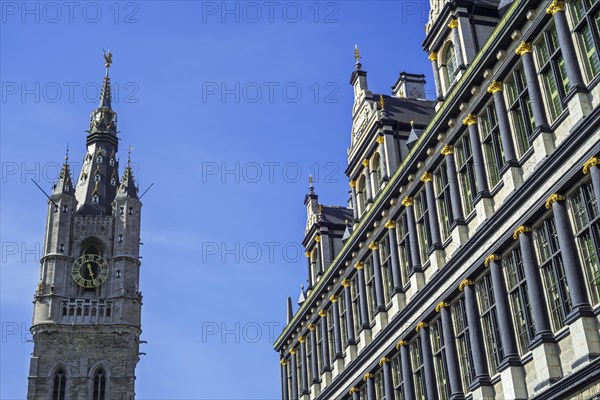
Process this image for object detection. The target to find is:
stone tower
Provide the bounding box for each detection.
[27,53,143,400]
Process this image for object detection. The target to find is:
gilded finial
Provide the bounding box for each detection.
[379,95,385,110]
[64,143,69,162]
[318,204,323,214]
[410,120,415,127]
[127,145,133,167]
[309,175,313,185]
[103,49,113,75]
[354,44,361,63]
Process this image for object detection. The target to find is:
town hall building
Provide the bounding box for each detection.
[275,0,600,399]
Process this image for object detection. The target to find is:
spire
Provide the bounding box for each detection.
[99,49,113,109]
[350,44,370,98]
[88,50,117,140]
[53,145,74,196]
[117,146,138,198]
[304,174,318,205]
[286,296,294,324]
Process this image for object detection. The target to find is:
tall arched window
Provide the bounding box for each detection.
[93,368,107,400]
[372,153,382,191]
[357,175,367,216]
[446,44,458,85]
[52,368,66,400]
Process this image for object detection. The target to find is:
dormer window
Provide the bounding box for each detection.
[95,174,101,182]
[97,155,103,163]
[120,206,124,215]
[92,194,99,203]
[111,177,116,186]
[109,158,115,166]
[65,184,70,191]
[62,205,68,213]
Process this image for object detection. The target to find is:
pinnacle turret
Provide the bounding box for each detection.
[52,146,74,196]
[117,147,138,199]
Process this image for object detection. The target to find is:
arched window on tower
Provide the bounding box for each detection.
[52,367,66,400]
[93,368,107,400]
[445,43,458,88]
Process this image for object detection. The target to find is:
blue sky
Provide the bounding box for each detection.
[0,1,433,398]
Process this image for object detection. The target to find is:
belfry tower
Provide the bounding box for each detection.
[27,52,143,400]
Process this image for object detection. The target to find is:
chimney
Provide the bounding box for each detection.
[392,72,426,100]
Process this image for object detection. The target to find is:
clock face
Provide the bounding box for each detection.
[71,254,109,288]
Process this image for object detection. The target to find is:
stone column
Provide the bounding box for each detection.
[421,172,442,248]
[290,349,299,400]
[463,115,490,197]
[584,157,600,215]
[396,340,416,400]
[417,322,439,400]
[350,180,359,221]
[341,279,357,345]
[403,197,422,272]
[488,81,518,165]
[369,242,386,311]
[355,262,370,329]
[299,337,309,395]
[436,302,464,399]
[546,1,586,92]
[449,19,465,69]
[546,194,594,319]
[380,357,396,400]
[385,220,403,292]
[515,42,550,131]
[308,324,320,385]
[459,279,492,389]
[430,52,443,101]
[363,159,374,203]
[364,372,376,400]
[377,135,389,181]
[319,310,332,373]
[330,295,344,358]
[513,226,554,342]
[441,145,465,223]
[485,255,520,365]
[281,359,290,400]
[349,387,360,400]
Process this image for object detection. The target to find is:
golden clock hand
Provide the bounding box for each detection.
[86,263,95,279]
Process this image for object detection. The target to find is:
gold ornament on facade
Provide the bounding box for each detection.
[305,251,310,258]
[448,19,459,29]
[378,357,391,366]
[289,348,297,355]
[515,42,533,56]
[298,336,305,343]
[379,95,385,110]
[415,321,429,332]
[428,52,438,62]
[441,145,454,156]
[484,254,501,267]
[402,196,414,207]
[354,261,365,270]
[318,309,327,317]
[368,241,379,251]
[362,159,370,167]
[308,323,317,331]
[420,172,433,182]
[315,234,321,243]
[376,135,385,144]
[354,45,361,62]
[341,278,351,288]
[513,225,532,239]
[330,294,339,303]
[349,387,360,395]
[385,220,396,229]
[546,0,565,15]
[280,359,288,366]
[583,157,599,174]
[350,180,356,188]
[435,301,450,312]
[545,193,566,209]
[463,114,478,126]
[458,279,475,291]
[363,372,375,381]
[395,340,409,350]
[487,80,503,94]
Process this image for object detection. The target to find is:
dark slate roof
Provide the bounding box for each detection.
[321,206,354,226]
[407,126,425,148]
[379,95,436,127]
